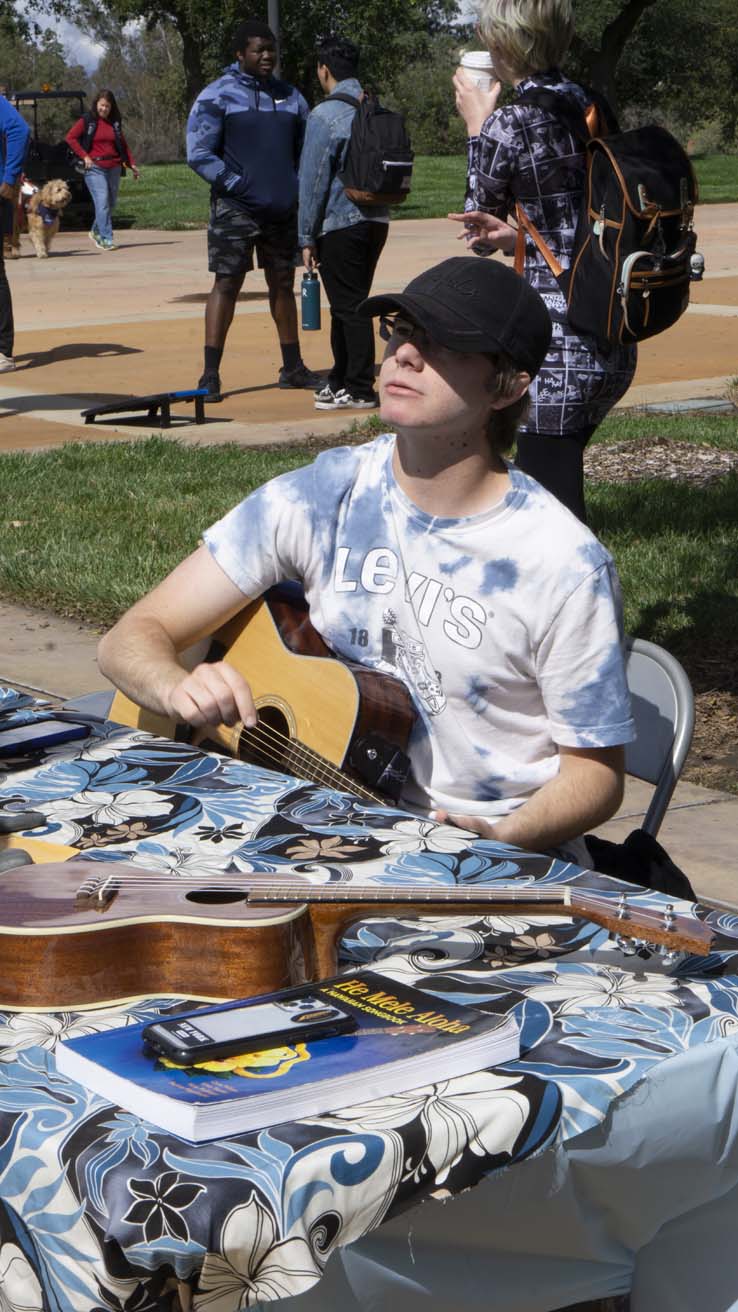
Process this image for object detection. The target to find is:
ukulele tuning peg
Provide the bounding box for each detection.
[662,903,676,932]
[613,934,640,956]
[658,945,682,968]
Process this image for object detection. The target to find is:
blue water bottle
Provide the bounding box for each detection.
[301,270,321,330]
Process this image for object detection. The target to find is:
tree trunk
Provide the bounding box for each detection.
[573,0,661,114]
[178,20,207,108]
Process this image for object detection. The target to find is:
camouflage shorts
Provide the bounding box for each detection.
[207,196,298,277]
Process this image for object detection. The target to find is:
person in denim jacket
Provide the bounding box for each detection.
[186,17,321,399]
[298,35,389,411]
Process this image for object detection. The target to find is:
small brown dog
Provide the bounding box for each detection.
[25,179,72,258]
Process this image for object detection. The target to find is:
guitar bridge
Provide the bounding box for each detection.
[75,871,121,911]
[348,733,411,801]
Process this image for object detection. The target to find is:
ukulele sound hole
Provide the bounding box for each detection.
[186,889,248,905]
[239,705,292,771]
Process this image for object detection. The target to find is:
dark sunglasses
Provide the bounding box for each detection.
[379,314,431,349]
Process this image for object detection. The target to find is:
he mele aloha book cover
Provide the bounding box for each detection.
[56,971,519,1141]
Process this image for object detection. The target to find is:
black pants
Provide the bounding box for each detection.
[515,426,597,523]
[0,242,13,357]
[317,221,388,400]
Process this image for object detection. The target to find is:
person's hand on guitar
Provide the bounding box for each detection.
[98,544,259,728]
[165,660,257,729]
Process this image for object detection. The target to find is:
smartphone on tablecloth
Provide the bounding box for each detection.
[142,994,358,1065]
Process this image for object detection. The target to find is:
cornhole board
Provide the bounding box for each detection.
[81,388,208,429]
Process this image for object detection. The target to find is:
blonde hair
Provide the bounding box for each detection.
[478,0,574,78]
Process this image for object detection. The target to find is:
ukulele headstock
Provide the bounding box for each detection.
[571,889,713,958]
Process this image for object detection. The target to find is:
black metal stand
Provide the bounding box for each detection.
[81,388,208,429]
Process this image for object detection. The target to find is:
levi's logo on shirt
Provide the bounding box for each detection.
[334,546,487,650]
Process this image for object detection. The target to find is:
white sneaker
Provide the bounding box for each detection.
[314,386,378,411]
[0,353,15,372]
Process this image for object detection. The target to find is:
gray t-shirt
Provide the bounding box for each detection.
[204,434,634,817]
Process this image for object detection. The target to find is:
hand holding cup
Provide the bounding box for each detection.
[454,51,500,136]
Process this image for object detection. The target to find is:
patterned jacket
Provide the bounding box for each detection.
[467,71,637,436]
[186,63,308,222]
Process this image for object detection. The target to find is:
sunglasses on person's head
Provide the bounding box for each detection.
[379,314,432,349]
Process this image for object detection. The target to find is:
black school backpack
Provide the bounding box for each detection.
[328,91,414,205]
[79,111,127,167]
[514,88,699,351]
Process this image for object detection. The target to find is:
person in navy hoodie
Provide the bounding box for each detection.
[187,18,321,400]
[0,93,30,370]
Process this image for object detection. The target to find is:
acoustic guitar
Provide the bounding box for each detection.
[110,586,417,804]
[0,858,714,1010]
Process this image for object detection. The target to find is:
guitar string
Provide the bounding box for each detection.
[208,717,382,804]
[56,875,700,933]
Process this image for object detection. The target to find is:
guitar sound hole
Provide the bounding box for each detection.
[186,889,248,905]
[239,705,291,771]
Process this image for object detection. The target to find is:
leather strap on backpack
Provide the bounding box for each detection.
[514,206,563,278]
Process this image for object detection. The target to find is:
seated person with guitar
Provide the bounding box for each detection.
[98,256,634,862]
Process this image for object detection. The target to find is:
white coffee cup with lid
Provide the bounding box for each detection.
[458,50,496,93]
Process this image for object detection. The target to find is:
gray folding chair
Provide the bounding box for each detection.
[623,636,695,837]
[558,645,694,1312]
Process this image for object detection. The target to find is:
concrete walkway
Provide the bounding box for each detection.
[0,204,737,450]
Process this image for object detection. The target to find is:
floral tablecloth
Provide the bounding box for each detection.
[0,702,737,1312]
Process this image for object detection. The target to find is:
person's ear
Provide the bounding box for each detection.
[488,371,531,410]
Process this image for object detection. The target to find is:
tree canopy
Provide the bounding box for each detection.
[1,0,735,161]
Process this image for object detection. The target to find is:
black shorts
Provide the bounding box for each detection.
[207,196,298,278]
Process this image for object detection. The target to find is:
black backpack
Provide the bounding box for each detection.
[514,89,699,351]
[328,92,414,206]
[77,111,128,173]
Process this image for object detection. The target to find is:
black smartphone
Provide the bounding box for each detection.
[142,993,358,1064]
[0,719,88,755]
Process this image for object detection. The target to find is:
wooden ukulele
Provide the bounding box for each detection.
[110,586,417,804]
[0,859,714,1010]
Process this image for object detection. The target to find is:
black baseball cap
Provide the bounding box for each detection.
[360,257,552,379]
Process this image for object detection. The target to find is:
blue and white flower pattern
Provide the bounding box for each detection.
[0,714,736,1310]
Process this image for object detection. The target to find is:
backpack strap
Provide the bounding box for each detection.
[327,92,361,109]
[514,207,563,278]
[80,112,96,154]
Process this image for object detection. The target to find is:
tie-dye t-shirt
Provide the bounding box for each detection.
[204,434,634,818]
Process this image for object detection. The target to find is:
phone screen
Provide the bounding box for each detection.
[188,997,346,1042]
[143,994,357,1062]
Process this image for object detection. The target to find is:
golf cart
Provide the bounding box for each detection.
[13,88,94,227]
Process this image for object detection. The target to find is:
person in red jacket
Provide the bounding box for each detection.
[66,90,139,251]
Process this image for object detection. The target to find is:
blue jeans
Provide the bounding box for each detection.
[84,165,121,242]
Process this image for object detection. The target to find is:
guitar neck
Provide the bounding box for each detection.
[244,879,712,957]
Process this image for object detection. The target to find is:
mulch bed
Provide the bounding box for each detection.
[584,434,738,486]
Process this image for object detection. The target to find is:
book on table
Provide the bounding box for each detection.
[55,970,520,1142]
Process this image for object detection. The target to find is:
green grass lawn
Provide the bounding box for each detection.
[1,415,737,665]
[117,153,738,229]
